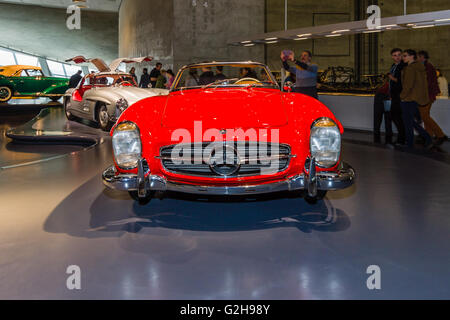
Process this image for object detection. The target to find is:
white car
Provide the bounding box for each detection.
[63,56,168,131]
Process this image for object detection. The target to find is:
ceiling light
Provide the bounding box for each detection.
[266,40,278,44]
[332,29,350,33]
[294,37,308,40]
[363,30,382,33]
[297,33,312,37]
[434,18,450,22]
[265,37,277,41]
[244,43,255,47]
[412,24,435,28]
[325,34,342,37]
[377,24,398,28]
[241,40,252,44]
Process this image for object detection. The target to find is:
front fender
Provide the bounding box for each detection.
[43,81,69,95]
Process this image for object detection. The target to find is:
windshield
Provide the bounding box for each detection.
[172,63,279,91]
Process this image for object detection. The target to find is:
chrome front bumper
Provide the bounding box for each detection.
[102,160,355,196]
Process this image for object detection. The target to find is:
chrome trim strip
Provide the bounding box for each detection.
[102,162,355,196]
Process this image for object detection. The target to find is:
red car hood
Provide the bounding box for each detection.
[161,88,288,129]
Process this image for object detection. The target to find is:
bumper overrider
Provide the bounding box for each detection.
[102,158,355,197]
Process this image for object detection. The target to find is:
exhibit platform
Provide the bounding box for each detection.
[0,105,449,299]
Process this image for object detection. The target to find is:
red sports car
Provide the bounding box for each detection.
[102,61,355,203]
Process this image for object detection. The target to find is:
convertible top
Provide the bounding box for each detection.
[0,65,42,77]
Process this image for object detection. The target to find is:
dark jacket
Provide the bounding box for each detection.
[424,61,440,102]
[139,73,151,88]
[68,73,82,88]
[389,62,406,99]
[199,71,216,85]
[400,61,430,105]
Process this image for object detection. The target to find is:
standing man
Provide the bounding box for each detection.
[387,48,406,145]
[68,70,82,88]
[150,63,162,88]
[139,68,151,88]
[400,49,432,149]
[418,51,447,145]
[281,50,318,99]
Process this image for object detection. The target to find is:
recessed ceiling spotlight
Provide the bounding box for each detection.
[326,34,342,37]
[265,37,277,41]
[244,43,255,47]
[294,37,308,40]
[297,33,312,37]
[241,40,252,44]
[266,40,278,44]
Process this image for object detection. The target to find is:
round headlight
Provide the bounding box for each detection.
[112,122,141,169]
[310,118,341,168]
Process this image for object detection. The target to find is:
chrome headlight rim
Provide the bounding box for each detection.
[310,117,341,168]
[112,121,142,170]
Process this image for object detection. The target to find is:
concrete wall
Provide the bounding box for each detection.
[0,3,118,64]
[378,0,450,76]
[119,0,265,75]
[265,0,450,77]
[265,0,355,72]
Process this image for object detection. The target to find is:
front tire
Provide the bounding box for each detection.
[0,86,13,103]
[64,98,75,120]
[96,103,111,131]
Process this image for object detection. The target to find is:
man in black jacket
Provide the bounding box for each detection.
[387,48,406,145]
[68,70,82,88]
[139,68,151,88]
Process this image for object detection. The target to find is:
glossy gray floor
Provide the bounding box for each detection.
[0,106,449,299]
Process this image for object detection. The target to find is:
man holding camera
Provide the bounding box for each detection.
[281,50,319,99]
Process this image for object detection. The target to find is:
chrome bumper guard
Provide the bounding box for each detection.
[102,159,355,197]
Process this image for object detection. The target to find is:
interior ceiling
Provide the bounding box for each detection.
[0,0,121,12]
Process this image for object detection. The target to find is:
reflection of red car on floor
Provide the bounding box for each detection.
[102,61,355,203]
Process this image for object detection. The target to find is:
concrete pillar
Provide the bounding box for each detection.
[119,0,265,76]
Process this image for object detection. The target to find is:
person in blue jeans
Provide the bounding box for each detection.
[400,49,433,149]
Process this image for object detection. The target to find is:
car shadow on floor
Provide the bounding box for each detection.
[44,174,351,238]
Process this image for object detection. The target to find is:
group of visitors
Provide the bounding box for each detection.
[129,63,175,89]
[374,48,447,149]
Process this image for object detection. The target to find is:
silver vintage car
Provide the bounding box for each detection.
[63,56,168,131]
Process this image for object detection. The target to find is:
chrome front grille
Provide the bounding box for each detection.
[159,142,291,177]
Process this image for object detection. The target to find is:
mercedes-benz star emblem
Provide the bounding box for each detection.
[207,144,241,176]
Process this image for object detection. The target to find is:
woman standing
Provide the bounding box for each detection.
[400,49,433,149]
[166,69,175,89]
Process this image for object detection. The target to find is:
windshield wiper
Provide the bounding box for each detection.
[202,78,239,89]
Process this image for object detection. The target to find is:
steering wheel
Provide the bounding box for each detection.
[235,77,261,85]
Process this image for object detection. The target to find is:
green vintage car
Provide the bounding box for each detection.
[0,65,69,103]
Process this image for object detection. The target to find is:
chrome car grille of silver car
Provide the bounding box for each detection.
[158,142,291,177]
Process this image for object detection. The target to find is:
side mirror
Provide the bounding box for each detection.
[283,81,294,92]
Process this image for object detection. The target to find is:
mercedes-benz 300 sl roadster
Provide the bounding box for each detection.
[102,61,355,203]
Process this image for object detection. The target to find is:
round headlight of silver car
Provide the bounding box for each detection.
[310,118,341,168]
[116,98,128,114]
[112,122,141,169]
